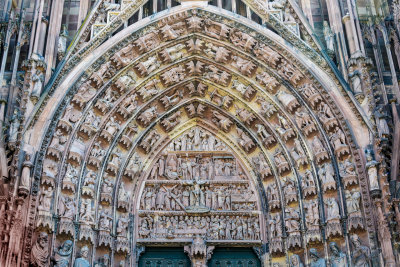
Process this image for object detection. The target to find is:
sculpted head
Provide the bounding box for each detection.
[38,232,48,248]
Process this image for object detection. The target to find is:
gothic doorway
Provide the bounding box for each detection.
[138,247,191,267]
[208,247,261,267]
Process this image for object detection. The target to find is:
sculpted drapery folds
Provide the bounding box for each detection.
[3,2,385,267]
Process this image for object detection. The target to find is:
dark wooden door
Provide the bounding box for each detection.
[208,247,261,267]
[138,247,191,267]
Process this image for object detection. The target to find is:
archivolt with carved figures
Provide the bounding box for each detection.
[16,6,378,267]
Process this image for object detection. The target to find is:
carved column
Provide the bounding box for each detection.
[325,0,348,76]
[342,14,360,57]
[78,0,91,28]
[44,0,65,82]
[184,236,215,267]
[374,199,396,267]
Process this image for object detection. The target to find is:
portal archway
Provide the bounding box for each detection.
[21,3,377,267]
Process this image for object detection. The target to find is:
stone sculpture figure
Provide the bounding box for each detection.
[31,232,49,267]
[268,0,287,9]
[329,242,347,267]
[74,246,90,267]
[8,108,21,142]
[323,21,335,53]
[31,69,45,101]
[365,149,379,191]
[346,189,361,214]
[351,234,370,267]
[309,248,326,267]
[325,198,340,220]
[19,154,33,191]
[290,254,304,267]
[52,240,73,267]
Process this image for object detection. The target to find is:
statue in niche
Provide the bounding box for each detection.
[52,240,73,267]
[345,189,364,230]
[348,66,363,96]
[31,68,45,102]
[291,139,307,167]
[323,21,335,53]
[305,200,319,226]
[160,90,183,109]
[140,129,159,153]
[309,248,326,267]
[62,164,78,193]
[80,199,95,223]
[118,183,130,210]
[204,19,231,40]
[19,154,33,192]
[39,187,53,212]
[232,80,256,100]
[161,66,186,85]
[83,109,101,130]
[252,154,272,179]
[138,78,160,100]
[135,30,160,53]
[329,242,347,267]
[339,157,357,187]
[275,114,295,141]
[325,198,340,220]
[236,127,255,152]
[98,209,113,247]
[204,42,230,63]
[276,90,299,113]
[235,105,256,125]
[254,44,281,68]
[295,111,316,136]
[111,43,137,68]
[31,232,49,267]
[212,111,232,132]
[283,177,297,204]
[346,189,361,214]
[273,149,289,174]
[232,55,257,76]
[204,65,231,86]
[101,178,114,203]
[136,56,160,76]
[256,96,277,117]
[73,81,96,106]
[48,129,67,159]
[365,149,379,191]
[312,135,329,163]
[116,213,130,253]
[301,170,316,196]
[330,127,349,157]
[159,43,185,62]
[256,72,279,93]
[117,213,129,237]
[255,124,275,147]
[318,102,337,130]
[58,196,75,233]
[82,171,96,197]
[138,106,157,126]
[319,163,336,191]
[73,246,90,267]
[289,254,304,267]
[159,20,185,40]
[350,234,370,267]
[324,197,342,237]
[230,29,257,51]
[8,107,21,142]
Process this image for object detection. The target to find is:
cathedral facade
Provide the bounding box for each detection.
[0,0,399,266]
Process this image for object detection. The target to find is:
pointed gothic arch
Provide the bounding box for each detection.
[19,3,379,267]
